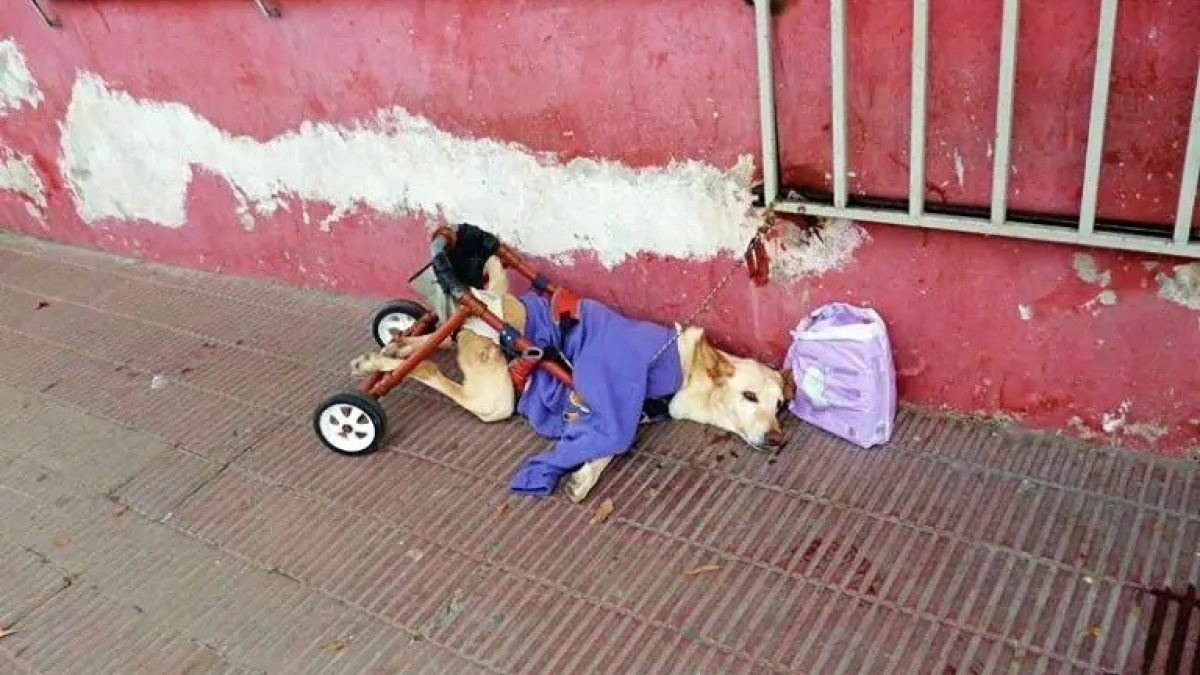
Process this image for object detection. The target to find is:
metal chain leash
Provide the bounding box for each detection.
[647,219,774,365]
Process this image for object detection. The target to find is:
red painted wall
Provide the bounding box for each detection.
[2,0,1198,456]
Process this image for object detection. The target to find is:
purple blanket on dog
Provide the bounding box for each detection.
[508,291,682,497]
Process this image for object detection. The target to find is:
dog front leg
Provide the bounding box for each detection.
[350,353,407,376]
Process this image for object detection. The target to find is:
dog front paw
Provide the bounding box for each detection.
[381,340,415,359]
[349,355,380,376]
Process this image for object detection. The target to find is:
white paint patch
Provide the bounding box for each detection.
[1017,304,1033,321]
[952,148,965,188]
[0,148,47,218]
[1072,252,1118,314]
[1155,263,1200,311]
[0,40,42,114]
[765,217,869,279]
[1101,400,1131,434]
[1067,416,1097,440]
[1072,253,1111,288]
[1083,289,1118,315]
[59,74,848,270]
[1123,421,1168,444]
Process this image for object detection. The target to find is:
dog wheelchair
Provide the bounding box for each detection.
[312,223,579,456]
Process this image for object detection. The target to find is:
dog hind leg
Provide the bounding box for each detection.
[409,331,515,423]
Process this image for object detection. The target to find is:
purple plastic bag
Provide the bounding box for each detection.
[783,303,897,449]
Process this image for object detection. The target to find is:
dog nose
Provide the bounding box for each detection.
[764,429,785,447]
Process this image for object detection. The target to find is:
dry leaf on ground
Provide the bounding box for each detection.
[495,503,509,515]
[683,564,722,577]
[591,498,615,524]
[0,628,14,639]
[319,637,348,652]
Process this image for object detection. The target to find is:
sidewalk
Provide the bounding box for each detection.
[0,232,1195,675]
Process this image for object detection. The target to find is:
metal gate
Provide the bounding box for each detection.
[752,0,1200,258]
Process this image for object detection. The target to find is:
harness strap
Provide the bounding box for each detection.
[506,289,582,392]
[550,287,582,336]
[507,349,543,394]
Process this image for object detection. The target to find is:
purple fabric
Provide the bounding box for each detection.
[508,291,682,497]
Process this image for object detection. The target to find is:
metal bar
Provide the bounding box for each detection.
[909,0,931,217]
[1078,0,1120,235]
[775,199,1200,258]
[830,0,849,208]
[26,0,61,27]
[364,306,470,398]
[252,0,281,17]
[990,0,1020,225]
[1173,59,1200,246]
[754,0,780,207]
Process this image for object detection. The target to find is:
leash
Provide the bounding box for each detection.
[647,217,777,365]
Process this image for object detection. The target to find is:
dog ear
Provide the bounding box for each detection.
[693,330,734,385]
[780,366,797,402]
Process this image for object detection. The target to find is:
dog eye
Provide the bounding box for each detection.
[742,391,758,403]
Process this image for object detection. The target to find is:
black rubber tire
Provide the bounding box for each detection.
[370,299,434,348]
[313,391,389,456]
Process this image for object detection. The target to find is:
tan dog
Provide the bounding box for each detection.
[351,257,795,502]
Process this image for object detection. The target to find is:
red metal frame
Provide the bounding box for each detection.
[359,227,575,400]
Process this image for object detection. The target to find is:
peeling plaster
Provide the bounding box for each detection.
[59,74,867,270]
[1101,400,1131,434]
[1082,289,1118,314]
[0,40,42,114]
[1155,263,1200,311]
[1072,253,1111,287]
[1123,421,1168,444]
[1067,416,1098,440]
[0,149,47,218]
[765,217,868,279]
[1072,252,1119,313]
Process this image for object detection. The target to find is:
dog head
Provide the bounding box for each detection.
[671,327,792,451]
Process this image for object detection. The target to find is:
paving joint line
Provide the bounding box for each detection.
[0,324,302,417]
[0,372,265,506]
[223,461,795,675]
[4,545,78,627]
[633,441,1197,527]
[0,279,365,379]
[230,453,1100,675]
[366,369,1197,522]
[159,417,289,524]
[605,445,1171,591]
[0,471,333,675]
[164,517,517,675]
[378,446,1142,674]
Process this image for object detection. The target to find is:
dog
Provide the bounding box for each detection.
[350,256,796,502]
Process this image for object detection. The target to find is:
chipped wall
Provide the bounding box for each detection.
[0,38,42,113]
[1,0,1199,456]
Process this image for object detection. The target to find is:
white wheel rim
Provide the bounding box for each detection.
[318,403,378,453]
[377,312,416,344]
